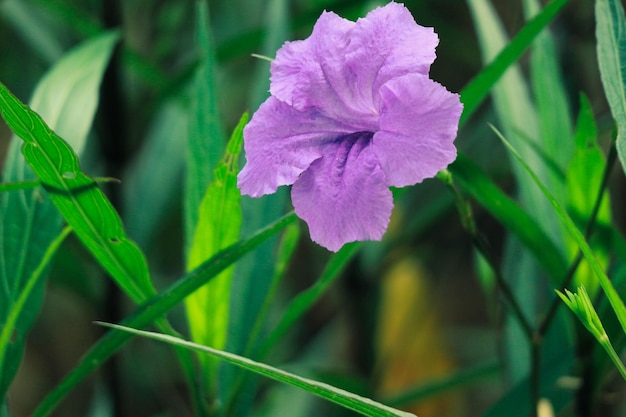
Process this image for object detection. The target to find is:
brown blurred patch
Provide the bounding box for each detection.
[375,257,464,417]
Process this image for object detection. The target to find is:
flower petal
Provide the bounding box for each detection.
[348,2,439,108]
[270,2,438,123]
[238,96,351,197]
[373,74,462,187]
[291,133,393,251]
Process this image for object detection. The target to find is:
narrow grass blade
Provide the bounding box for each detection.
[448,155,567,283]
[491,125,626,336]
[185,113,246,385]
[596,0,626,175]
[97,323,416,417]
[524,0,573,182]
[0,81,154,303]
[31,212,297,417]
[467,0,564,382]
[460,0,568,126]
[384,360,499,407]
[257,243,361,359]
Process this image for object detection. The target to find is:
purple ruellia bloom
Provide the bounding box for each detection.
[237,2,463,252]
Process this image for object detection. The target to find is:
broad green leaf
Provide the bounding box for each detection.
[0,30,119,399]
[492,125,626,337]
[98,323,417,417]
[596,0,626,176]
[185,0,225,257]
[123,101,188,248]
[31,212,297,417]
[0,81,154,303]
[185,112,246,386]
[566,95,611,295]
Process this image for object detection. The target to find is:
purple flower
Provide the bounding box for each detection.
[238,2,462,251]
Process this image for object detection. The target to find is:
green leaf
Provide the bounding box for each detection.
[596,0,626,176]
[97,323,417,417]
[257,243,361,359]
[566,95,612,295]
[459,0,568,127]
[0,80,154,303]
[123,101,188,248]
[0,30,119,399]
[467,0,565,383]
[185,0,226,256]
[524,0,574,182]
[31,212,297,417]
[448,155,568,283]
[185,112,247,385]
[492,125,626,337]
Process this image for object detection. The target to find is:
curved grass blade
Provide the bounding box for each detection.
[31,212,297,417]
[459,0,568,126]
[97,323,416,417]
[491,125,626,335]
[596,0,626,175]
[0,81,154,303]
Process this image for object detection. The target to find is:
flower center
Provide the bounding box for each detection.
[329,131,374,187]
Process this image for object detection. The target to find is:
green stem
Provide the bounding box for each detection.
[439,170,534,339]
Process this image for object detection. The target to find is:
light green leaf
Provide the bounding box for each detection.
[0,30,119,399]
[0,81,154,303]
[566,95,611,295]
[98,323,416,417]
[185,112,246,385]
[596,0,626,176]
